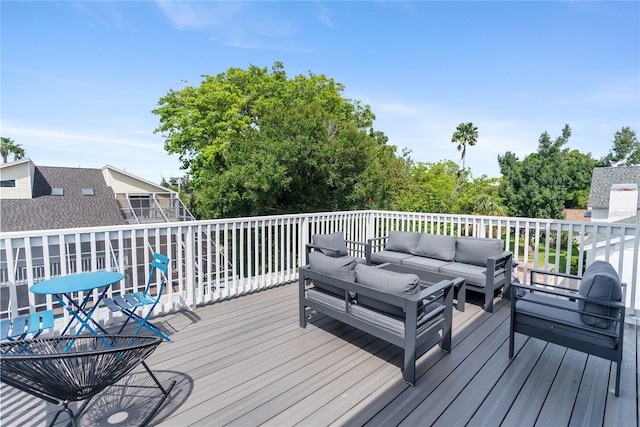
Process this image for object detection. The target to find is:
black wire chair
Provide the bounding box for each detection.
[0,335,175,427]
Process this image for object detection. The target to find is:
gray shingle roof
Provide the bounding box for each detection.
[587,166,640,209]
[0,166,126,232]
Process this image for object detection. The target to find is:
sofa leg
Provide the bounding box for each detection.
[614,360,621,397]
[299,305,307,328]
[508,330,515,358]
[484,292,494,313]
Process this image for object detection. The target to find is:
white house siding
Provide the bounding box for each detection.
[102,166,171,194]
[608,184,638,222]
[0,160,35,199]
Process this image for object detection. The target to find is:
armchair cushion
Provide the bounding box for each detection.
[578,260,623,328]
[312,232,349,257]
[355,264,420,317]
[385,231,421,253]
[412,233,456,261]
[455,236,503,267]
[515,292,619,349]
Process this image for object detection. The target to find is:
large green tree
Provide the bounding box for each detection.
[393,160,460,214]
[153,62,400,218]
[564,149,597,208]
[498,125,573,219]
[0,137,25,164]
[451,122,478,171]
[597,126,640,166]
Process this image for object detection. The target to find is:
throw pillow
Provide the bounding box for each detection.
[412,233,456,261]
[578,261,622,329]
[354,264,420,317]
[308,251,357,282]
[312,232,349,257]
[454,237,504,266]
[308,251,357,297]
[385,231,421,253]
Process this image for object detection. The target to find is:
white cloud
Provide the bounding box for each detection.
[155,1,309,52]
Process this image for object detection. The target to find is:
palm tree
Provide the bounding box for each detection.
[0,137,26,164]
[451,122,478,171]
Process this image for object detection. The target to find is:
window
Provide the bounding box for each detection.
[82,188,94,196]
[0,179,16,188]
[51,188,64,196]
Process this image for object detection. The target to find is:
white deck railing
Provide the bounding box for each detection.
[1,210,638,333]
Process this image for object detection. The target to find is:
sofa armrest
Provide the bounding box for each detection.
[486,251,512,293]
[306,243,342,258]
[528,268,583,291]
[307,240,369,259]
[345,239,370,259]
[366,236,389,264]
[487,251,512,274]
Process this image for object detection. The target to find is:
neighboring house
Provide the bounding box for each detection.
[0,158,193,232]
[0,160,230,300]
[585,166,640,294]
[587,166,640,224]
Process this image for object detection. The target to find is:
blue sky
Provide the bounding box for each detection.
[2,1,639,184]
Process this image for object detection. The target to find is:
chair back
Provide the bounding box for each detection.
[144,253,170,297]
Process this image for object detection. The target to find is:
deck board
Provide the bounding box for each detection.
[1,282,637,427]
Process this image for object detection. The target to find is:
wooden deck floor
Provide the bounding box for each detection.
[1,282,638,427]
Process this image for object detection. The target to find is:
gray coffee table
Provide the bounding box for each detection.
[377,263,466,312]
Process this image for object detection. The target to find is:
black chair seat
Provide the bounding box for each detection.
[1,335,162,402]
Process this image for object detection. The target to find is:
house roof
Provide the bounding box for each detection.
[587,166,640,209]
[0,166,125,232]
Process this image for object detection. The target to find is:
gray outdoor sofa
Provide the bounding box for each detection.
[509,260,626,396]
[299,247,455,386]
[367,231,512,312]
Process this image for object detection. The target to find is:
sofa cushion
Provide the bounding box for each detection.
[578,261,622,329]
[515,293,618,349]
[385,231,421,253]
[455,237,504,267]
[401,255,451,272]
[412,233,456,261]
[308,251,356,297]
[351,302,442,335]
[306,288,347,311]
[313,232,349,257]
[370,250,413,265]
[355,264,420,317]
[439,262,487,287]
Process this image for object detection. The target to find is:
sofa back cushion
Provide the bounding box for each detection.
[455,237,504,266]
[412,233,456,261]
[385,231,421,253]
[308,251,356,297]
[355,264,420,317]
[312,232,349,257]
[578,261,622,329]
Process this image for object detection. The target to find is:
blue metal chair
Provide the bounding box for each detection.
[1,310,55,341]
[103,253,173,342]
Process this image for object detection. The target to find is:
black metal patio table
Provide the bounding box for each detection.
[0,335,175,427]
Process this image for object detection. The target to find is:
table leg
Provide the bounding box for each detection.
[56,288,110,336]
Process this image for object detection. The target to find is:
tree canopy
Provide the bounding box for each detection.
[153,62,400,218]
[0,137,25,164]
[451,122,478,171]
[497,125,602,219]
[597,126,640,167]
[499,125,573,219]
[153,62,636,221]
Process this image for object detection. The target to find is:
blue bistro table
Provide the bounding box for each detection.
[31,271,124,337]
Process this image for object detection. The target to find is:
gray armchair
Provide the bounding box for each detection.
[509,261,626,396]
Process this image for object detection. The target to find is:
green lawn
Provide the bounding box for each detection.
[508,238,580,274]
